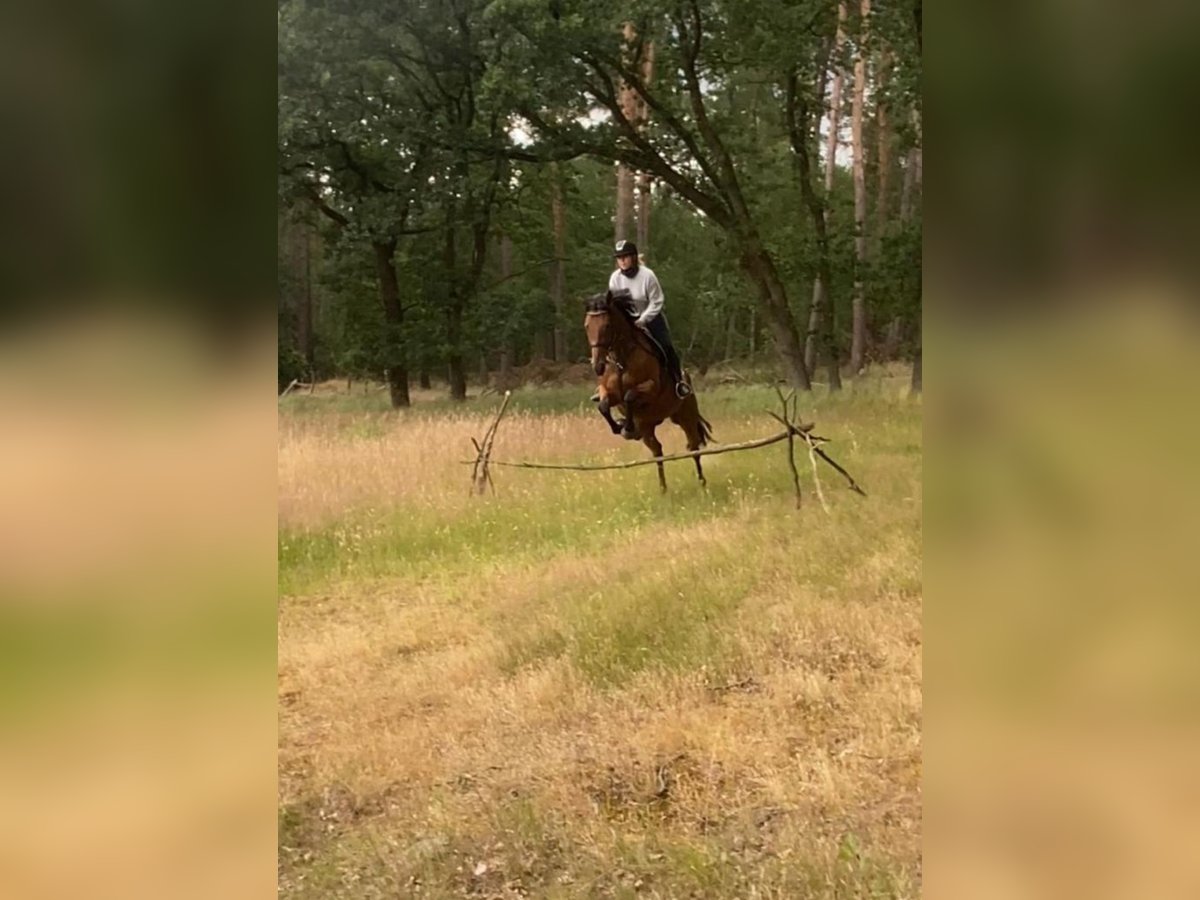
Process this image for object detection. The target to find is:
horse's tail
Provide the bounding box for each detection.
[697,412,714,446]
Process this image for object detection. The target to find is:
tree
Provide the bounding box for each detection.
[550,162,569,361]
[805,0,847,378]
[849,0,870,375]
[489,0,815,390]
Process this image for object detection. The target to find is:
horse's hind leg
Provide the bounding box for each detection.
[621,389,640,440]
[690,432,706,488]
[671,405,707,488]
[642,428,667,493]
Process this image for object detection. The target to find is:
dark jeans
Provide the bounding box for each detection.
[643,314,683,382]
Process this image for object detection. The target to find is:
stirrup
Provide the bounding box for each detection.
[675,381,692,399]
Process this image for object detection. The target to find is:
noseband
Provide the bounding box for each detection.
[585,309,609,352]
[586,309,623,369]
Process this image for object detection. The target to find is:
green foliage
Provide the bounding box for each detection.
[278,0,922,390]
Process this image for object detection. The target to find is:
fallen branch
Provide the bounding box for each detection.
[466,428,805,471]
[462,393,866,503]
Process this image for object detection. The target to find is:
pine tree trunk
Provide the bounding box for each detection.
[443,222,467,401]
[636,173,652,253]
[372,239,409,408]
[615,164,635,245]
[550,166,568,362]
[740,242,811,391]
[297,221,314,368]
[805,1,846,376]
[900,114,922,223]
[613,22,640,245]
[446,309,467,400]
[849,0,870,375]
[874,47,893,245]
[634,42,656,255]
[825,294,843,391]
[805,280,825,377]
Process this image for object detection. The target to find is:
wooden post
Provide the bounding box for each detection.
[470,390,512,494]
[774,386,802,509]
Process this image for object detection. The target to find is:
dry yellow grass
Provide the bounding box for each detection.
[279,383,921,898]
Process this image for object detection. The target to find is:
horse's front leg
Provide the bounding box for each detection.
[597,395,622,434]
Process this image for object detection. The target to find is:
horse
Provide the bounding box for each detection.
[583,290,714,492]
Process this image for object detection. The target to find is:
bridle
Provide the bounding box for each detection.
[586,309,622,371]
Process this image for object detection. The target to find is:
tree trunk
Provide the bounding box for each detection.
[419,368,431,390]
[549,166,568,362]
[297,221,314,368]
[805,280,826,377]
[849,0,870,375]
[613,22,641,245]
[740,242,811,390]
[724,309,737,360]
[497,232,518,375]
[825,286,843,390]
[805,1,847,375]
[447,336,467,400]
[615,165,635,244]
[900,126,922,223]
[372,239,409,408]
[874,47,893,245]
[443,222,467,401]
[635,42,656,255]
[636,173,652,254]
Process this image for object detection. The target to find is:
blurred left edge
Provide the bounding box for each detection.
[0,2,278,899]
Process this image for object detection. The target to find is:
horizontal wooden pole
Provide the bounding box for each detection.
[461,427,823,472]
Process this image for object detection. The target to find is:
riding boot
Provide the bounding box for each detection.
[645,315,691,398]
[664,345,691,398]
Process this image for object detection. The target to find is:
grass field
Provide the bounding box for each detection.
[278,370,922,898]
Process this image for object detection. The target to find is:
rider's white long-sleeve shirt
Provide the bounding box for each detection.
[608,265,665,326]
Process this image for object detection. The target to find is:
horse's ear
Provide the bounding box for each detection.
[605,289,613,302]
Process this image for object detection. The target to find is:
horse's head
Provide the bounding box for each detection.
[583,290,637,375]
[583,292,612,376]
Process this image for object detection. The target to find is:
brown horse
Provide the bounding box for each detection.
[584,290,714,491]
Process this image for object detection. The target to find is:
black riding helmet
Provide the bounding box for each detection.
[613,240,639,278]
[613,239,638,259]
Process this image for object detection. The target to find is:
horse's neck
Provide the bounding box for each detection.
[611,312,649,362]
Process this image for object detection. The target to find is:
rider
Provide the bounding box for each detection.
[604,239,691,399]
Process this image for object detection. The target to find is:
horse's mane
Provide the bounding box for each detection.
[585,290,636,320]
